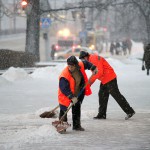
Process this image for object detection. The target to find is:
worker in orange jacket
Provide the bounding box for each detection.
[79,51,135,120]
[58,55,97,131]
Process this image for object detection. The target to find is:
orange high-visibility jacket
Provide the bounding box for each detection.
[89,54,117,84]
[58,61,92,107]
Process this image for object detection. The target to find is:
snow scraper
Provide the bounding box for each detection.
[40,105,59,118]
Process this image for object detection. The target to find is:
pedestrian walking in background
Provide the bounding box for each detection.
[79,51,135,120]
[126,38,132,55]
[142,43,150,75]
[110,42,116,55]
[122,40,128,55]
[51,44,56,60]
[115,41,121,55]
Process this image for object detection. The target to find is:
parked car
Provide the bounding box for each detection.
[54,47,98,60]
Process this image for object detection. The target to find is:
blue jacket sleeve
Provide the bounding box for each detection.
[82,60,96,71]
[59,77,74,99]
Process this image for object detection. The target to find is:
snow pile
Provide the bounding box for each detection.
[30,64,66,80]
[2,67,29,82]
[0,76,11,86]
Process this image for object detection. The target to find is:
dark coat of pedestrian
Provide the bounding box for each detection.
[126,38,132,55]
[110,42,116,55]
[142,43,150,75]
[122,40,128,55]
[51,44,56,60]
[115,42,121,55]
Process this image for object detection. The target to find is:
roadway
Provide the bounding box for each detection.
[0,33,56,62]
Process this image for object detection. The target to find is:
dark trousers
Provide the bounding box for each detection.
[98,78,133,115]
[59,93,85,128]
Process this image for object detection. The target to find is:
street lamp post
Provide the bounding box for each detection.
[80,0,86,47]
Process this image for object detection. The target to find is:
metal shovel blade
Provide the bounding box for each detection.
[52,120,71,133]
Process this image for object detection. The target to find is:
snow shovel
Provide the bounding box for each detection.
[52,103,73,134]
[52,76,93,134]
[40,105,59,118]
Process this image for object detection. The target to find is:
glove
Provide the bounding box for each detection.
[71,97,78,105]
[92,68,98,75]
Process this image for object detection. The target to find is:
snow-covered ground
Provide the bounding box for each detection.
[0,41,150,150]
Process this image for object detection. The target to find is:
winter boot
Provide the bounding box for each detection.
[73,125,85,131]
[125,107,135,120]
[93,113,106,119]
[72,102,85,131]
[72,116,85,131]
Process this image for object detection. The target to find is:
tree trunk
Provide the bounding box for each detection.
[146,19,150,43]
[25,0,40,62]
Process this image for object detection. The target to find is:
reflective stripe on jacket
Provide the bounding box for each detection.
[89,54,117,84]
[58,61,92,107]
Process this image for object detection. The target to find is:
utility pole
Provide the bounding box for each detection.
[81,0,86,46]
[40,0,51,61]
[0,0,2,31]
[13,0,16,33]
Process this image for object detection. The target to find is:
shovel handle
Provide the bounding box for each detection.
[51,105,59,112]
[59,103,74,122]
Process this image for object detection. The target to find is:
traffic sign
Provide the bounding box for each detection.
[41,18,51,28]
[79,31,87,38]
[85,21,93,30]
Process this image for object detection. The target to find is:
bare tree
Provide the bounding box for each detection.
[131,0,150,43]
[25,0,40,61]
[93,0,150,42]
